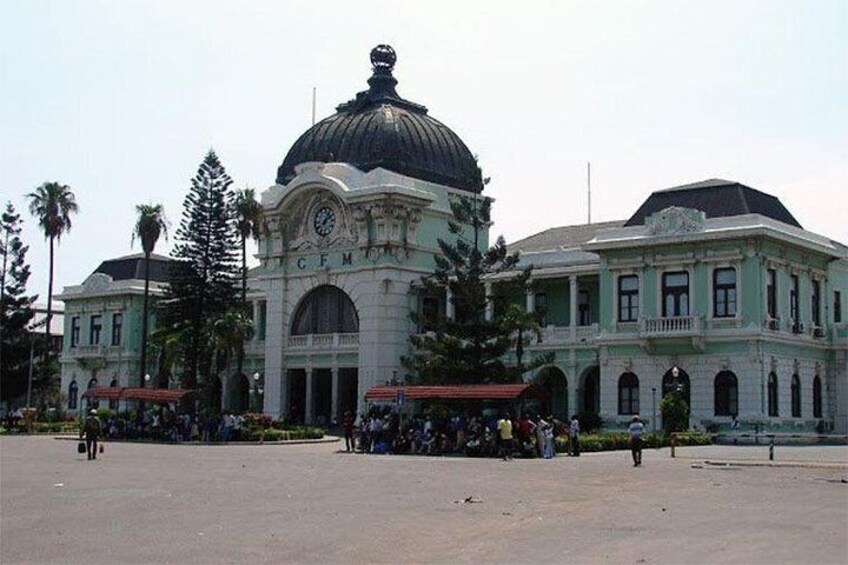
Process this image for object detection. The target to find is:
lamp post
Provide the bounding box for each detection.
[252,372,261,413]
[651,387,657,433]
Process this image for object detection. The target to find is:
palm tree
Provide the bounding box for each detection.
[209,308,254,412]
[232,188,263,378]
[131,204,168,388]
[27,182,78,383]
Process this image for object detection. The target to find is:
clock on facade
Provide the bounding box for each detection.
[313,206,336,237]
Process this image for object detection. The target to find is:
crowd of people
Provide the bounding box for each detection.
[341,407,585,459]
[98,408,247,442]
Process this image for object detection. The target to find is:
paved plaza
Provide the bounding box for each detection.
[1,436,846,564]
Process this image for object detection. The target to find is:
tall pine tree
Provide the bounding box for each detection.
[1,202,37,402]
[163,151,239,392]
[402,195,550,384]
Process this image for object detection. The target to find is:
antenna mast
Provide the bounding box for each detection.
[587,161,592,224]
[311,87,317,126]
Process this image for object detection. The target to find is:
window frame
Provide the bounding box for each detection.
[789,274,799,323]
[766,268,777,319]
[791,374,801,418]
[714,371,738,417]
[70,316,81,348]
[89,314,102,345]
[618,275,639,323]
[812,376,822,419]
[811,279,821,327]
[713,267,737,319]
[111,312,123,346]
[662,271,690,318]
[767,372,779,417]
[617,372,640,416]
[835,291,842,324]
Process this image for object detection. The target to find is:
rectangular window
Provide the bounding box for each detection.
[578,290,591,325]
[766,269,777,319]
[534,292,547,326]
[421,294,441,333]
[713,268,737,318]
[70,317,80,348]
[90,315,102,345]
[618,275,639,322]
[836,291,843,324]
[662,271,689,317]
[811,280,821,327]
[790,274,799,323]
[111,313,122,346]
[258,301,267,340]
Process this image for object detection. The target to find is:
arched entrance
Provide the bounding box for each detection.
[231,374,250,413]
[289,285,360,424]
[580,366,600,415]
[536,366,568,420]
[662,367,691,407]
[210,376,223,414]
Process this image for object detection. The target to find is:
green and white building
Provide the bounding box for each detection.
[57,46,848,433]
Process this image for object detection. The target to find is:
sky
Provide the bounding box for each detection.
[2,0,846,304]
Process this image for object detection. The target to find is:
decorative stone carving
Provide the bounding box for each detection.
[277,189,358,252]
[647,206,706,236]
[83,273,112,293]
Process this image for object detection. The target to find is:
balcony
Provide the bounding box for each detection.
[286,333,359,351]
[639,316,704,338]
[66,344,105,358]
[535,324,599,345]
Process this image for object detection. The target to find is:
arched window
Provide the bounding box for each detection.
[109,378,119,410]
[714,371,738,416]
[618,372,640,415]
[813,376,822,418]
[767,372,779,417]
[87,378,99,409]
[791,374,801,418]
[68,381,79,410]
[291,285,359,335]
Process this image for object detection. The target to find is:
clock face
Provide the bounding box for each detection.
[313,206,336,237]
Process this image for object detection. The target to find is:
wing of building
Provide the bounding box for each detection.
[56,46,848,434]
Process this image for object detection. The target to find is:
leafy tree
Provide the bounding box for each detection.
[661,391,690,433]
[231,187,263,378]
[499,303,547,372]
[402,195,547,384]
[131,203,169,387]
[162,151,239,392]
[0,202,37,402]
[26,182,78,389]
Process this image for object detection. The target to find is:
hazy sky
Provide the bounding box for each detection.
[2,0,846,303]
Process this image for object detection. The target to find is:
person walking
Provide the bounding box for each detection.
[80,409,102,461]
[629,416,645,466]
[496,412,514,461]
[569,415,580,456]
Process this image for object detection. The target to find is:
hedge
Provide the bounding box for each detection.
[555,431,711,453]
[240,426,324,442]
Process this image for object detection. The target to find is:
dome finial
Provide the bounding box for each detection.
[370,44,396,72]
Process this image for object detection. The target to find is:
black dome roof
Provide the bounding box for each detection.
[276,45,483,193]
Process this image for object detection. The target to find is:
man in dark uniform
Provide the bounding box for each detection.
[80,409,102,460]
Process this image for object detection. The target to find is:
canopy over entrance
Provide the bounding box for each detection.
[364,384,547,402]
[85,387,197,405]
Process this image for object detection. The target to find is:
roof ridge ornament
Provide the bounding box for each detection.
[370,44,396,72]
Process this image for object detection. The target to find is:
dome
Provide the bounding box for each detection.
[276,45,483,193]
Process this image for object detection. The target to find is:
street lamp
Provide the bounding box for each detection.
[252,372,261,413]
[144,373,151,386]
[651,387,657,433]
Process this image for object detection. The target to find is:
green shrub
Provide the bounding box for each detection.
[661,392,690,433]
[554,431,709,452]
[576,412,603,433]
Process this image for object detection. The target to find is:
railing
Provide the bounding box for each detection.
[286,333,359,350]
[67,344,104,357]
[535,324,598,344]
[639,316,703,338]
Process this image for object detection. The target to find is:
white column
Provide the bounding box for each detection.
[331,367,340,423]
[305,368,314,424]
[526,285,535,313]
[569,275,578,340]
[446,287,454,320]
[485,283,494,322]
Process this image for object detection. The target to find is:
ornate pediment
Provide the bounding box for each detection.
[277,190,359,251]
[647,206,706,236]
[82,273,112,293]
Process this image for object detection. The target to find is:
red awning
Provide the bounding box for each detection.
[364,384,547,402]
[85,387,196,404]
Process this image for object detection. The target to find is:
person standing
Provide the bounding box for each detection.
[629,416,645,466]
[496,412,514,461]
[80,409,102,461]
[342,411,355,452]
[569,415,580,456]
